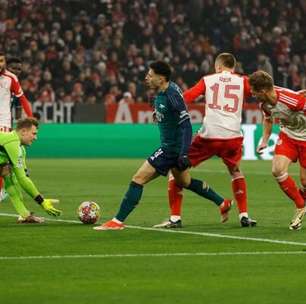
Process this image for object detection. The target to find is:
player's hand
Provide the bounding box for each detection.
[152,110,157,123]
[177,155,191,171]
[256,142,267,154]
[41,199,62,217]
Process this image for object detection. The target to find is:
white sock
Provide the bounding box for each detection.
[239,212,248,220]
[170,215,181,222]
[112,218,123,224]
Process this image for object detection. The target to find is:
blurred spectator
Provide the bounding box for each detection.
[257,53,274,78]
[1,0,304,107]
[119,92,135,105]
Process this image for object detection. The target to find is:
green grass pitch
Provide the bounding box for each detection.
[0,158,306,304]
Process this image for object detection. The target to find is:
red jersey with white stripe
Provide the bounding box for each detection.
[0,69,24,128]
[261,86,305,141]
[183,71,251,139]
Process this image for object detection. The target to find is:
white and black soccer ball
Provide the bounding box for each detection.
[78,201,101,224]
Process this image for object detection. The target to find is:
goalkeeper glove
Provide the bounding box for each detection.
[41,199,62,217]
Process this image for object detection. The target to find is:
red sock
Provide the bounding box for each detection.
[168,178,183,216]
[277,176,304,208]
[299,187,306,200]
[0,177,3,190]
[232,177,248,213]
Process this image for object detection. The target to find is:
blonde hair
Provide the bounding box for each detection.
[16,118,39,130]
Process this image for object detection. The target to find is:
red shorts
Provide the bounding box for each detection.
[188,135,243,168]
[274,132,306,168]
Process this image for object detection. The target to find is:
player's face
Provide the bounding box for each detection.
[0,56,6,72]
[250,87,268,101]
[145,69,163,89]
[8,62,22,76]
[20,126,38,146]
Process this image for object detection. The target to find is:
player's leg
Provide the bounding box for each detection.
[171,168,233,223]
[272,154,304,207]
[95,147,169,231]
[2,167,29,218]
[272,154,305,230]
[219,137,254,226]
[290,146,306,230]
[155,135,211,228]
[115,160,159,221]
[0,127,11,203]
[94,160,159,230]
[9,173,44,223]
[153,172,183,228]
[168,173,183,219]
[227,164,256,227]
[0,178,7,202]
[273,134,305,209]
[298,140,306,201]
[2,171,43,223]
[299,166,306,200]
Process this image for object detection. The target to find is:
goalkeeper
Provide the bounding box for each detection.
[0,117,61,223]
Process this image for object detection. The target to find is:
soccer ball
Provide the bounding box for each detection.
[78,201,101,224]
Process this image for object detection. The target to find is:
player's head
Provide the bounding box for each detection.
[145,61,172,90]
[16,118,39,146]
[215,53,236,73]
[7,56,22,76]
[249,70,274,100]
[0,51,6,72]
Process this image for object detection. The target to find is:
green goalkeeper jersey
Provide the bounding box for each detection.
[0,130,40,198]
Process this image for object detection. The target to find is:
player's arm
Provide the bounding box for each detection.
[18,95,33,117]
[10,74,33,117]
[178,118,192,154]
[243,76,252,100]
[168,92,192,170]
[297,89,306,97]
[183,79,206,104]
[256,116,273,154]
[4,142,61,216]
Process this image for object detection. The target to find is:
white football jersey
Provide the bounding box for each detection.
[199,71,249,139]
[262,87,305,141]
[0,69,23,128]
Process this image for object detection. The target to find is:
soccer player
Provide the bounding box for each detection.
[6,56,33,120]
[0,117,62,223]
[154,53,256,228]
[0,52,33,201]
[249,70,306,230]
[94,61,232,230]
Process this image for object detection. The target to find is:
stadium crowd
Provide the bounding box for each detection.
[0,0,305,105]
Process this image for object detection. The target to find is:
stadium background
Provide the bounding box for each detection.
[1,1,306,304]
[2,0,304,159]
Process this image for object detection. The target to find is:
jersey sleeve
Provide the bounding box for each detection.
[19,95,33,117]
[167,91,190,124]
[297,95,305,112]
[260,103,273,121]
[10,76,24,98]
[243,76,252,99]
[183,79,206,103]
[3,141,39,198]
